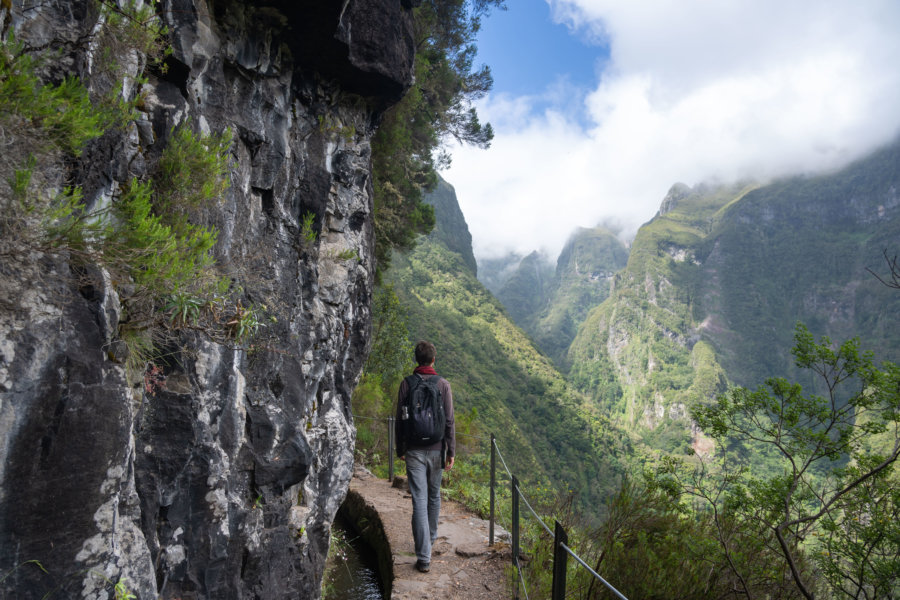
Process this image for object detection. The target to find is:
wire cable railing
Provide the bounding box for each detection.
[517,480,554,538]
[493,438,514,479]
[357,413,629,600]
[561,543,629,600]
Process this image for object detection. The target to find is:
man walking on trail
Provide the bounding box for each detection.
[396,340,455,574]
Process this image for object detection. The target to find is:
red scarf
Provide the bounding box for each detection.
[414,365,437,376]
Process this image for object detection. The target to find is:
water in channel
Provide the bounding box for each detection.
[323,513,384,600]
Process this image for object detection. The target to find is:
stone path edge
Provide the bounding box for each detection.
[343,466,512,600]
[339,487,395,598]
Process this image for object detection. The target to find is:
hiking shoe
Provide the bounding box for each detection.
[415,560,430,573]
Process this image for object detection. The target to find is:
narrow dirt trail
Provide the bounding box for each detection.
[347,467,511,599]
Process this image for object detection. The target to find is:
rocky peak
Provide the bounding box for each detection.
[426,177,478,275]
[658,182,691,216]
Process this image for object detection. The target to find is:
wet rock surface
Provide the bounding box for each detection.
[0,1,413,598]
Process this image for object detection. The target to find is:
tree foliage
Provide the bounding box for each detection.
[687,323,900,599]
[371,0,503,278]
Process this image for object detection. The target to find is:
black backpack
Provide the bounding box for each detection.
[401,374,446,446]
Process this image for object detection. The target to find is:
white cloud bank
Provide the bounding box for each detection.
[444,0,900,259]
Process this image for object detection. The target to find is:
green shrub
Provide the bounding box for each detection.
[156,123,232,211]
[112,177,218,291]
[0,37,114,155]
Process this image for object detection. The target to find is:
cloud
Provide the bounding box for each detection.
[444,0,900,260]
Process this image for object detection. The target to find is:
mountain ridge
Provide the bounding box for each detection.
[567,139,900,454]
[480,137,900,458]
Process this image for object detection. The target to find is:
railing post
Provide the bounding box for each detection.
[551,521,568,600]
[388,416,394,481]
[512,475,520,599]
[489,433,496,546]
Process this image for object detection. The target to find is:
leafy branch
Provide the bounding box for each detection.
[690,323,900,599]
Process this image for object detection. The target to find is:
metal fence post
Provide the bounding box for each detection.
[489,433,496,546]
[552,521,568,600]
[512,475,520,599]
[388,416,394,481]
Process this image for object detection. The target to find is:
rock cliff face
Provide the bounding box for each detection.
[0,1,413,598]
[425,177,478,275]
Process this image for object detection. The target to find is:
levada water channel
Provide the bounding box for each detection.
[322,512,385,599]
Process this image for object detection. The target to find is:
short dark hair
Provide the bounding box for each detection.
[414,340,436,366]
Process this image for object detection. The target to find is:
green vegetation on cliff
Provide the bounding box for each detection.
[371,0,503,278]
[567,183,749,454]
[568,147,900,458]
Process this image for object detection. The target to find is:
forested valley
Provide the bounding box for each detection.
[2,0,897,597]
[354,140,900,598]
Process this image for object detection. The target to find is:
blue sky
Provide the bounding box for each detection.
[474,0,604,109]
[445,0,900,260]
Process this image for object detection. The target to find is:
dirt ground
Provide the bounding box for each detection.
[348,466,512,599]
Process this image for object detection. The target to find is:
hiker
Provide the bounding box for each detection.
[395,340,456,573]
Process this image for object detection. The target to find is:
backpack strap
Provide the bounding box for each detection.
[403,374,420,402]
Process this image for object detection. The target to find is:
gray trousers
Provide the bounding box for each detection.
[405,449,443,563]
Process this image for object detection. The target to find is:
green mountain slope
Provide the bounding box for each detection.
[386,180,630,507]
[568,140,900,455]
[488,228,629,370]
[568,183,744,453]
[424,177,478,274]
[695,144,900,387]
[532,227,629,368]
[493,250,554,325]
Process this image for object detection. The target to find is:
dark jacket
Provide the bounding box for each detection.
[395,373,455,459]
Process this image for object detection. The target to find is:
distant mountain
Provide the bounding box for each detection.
[425,177,478,274]
[567,140,900,454]
[493,250,554,325]
[476,253,526,295]
[534,228,629,369]
[482,227,628,370]
[385,181,630,507]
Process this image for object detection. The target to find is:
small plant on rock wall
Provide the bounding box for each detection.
[321,525,351,599]
[300,211,318,247]
[317,114,356,143]
[142,363,166,396]
[165,290,203,327]
[326,248,359,262]
[226,301,262,343]
[0,560,47,586]
[114,578,137,600]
